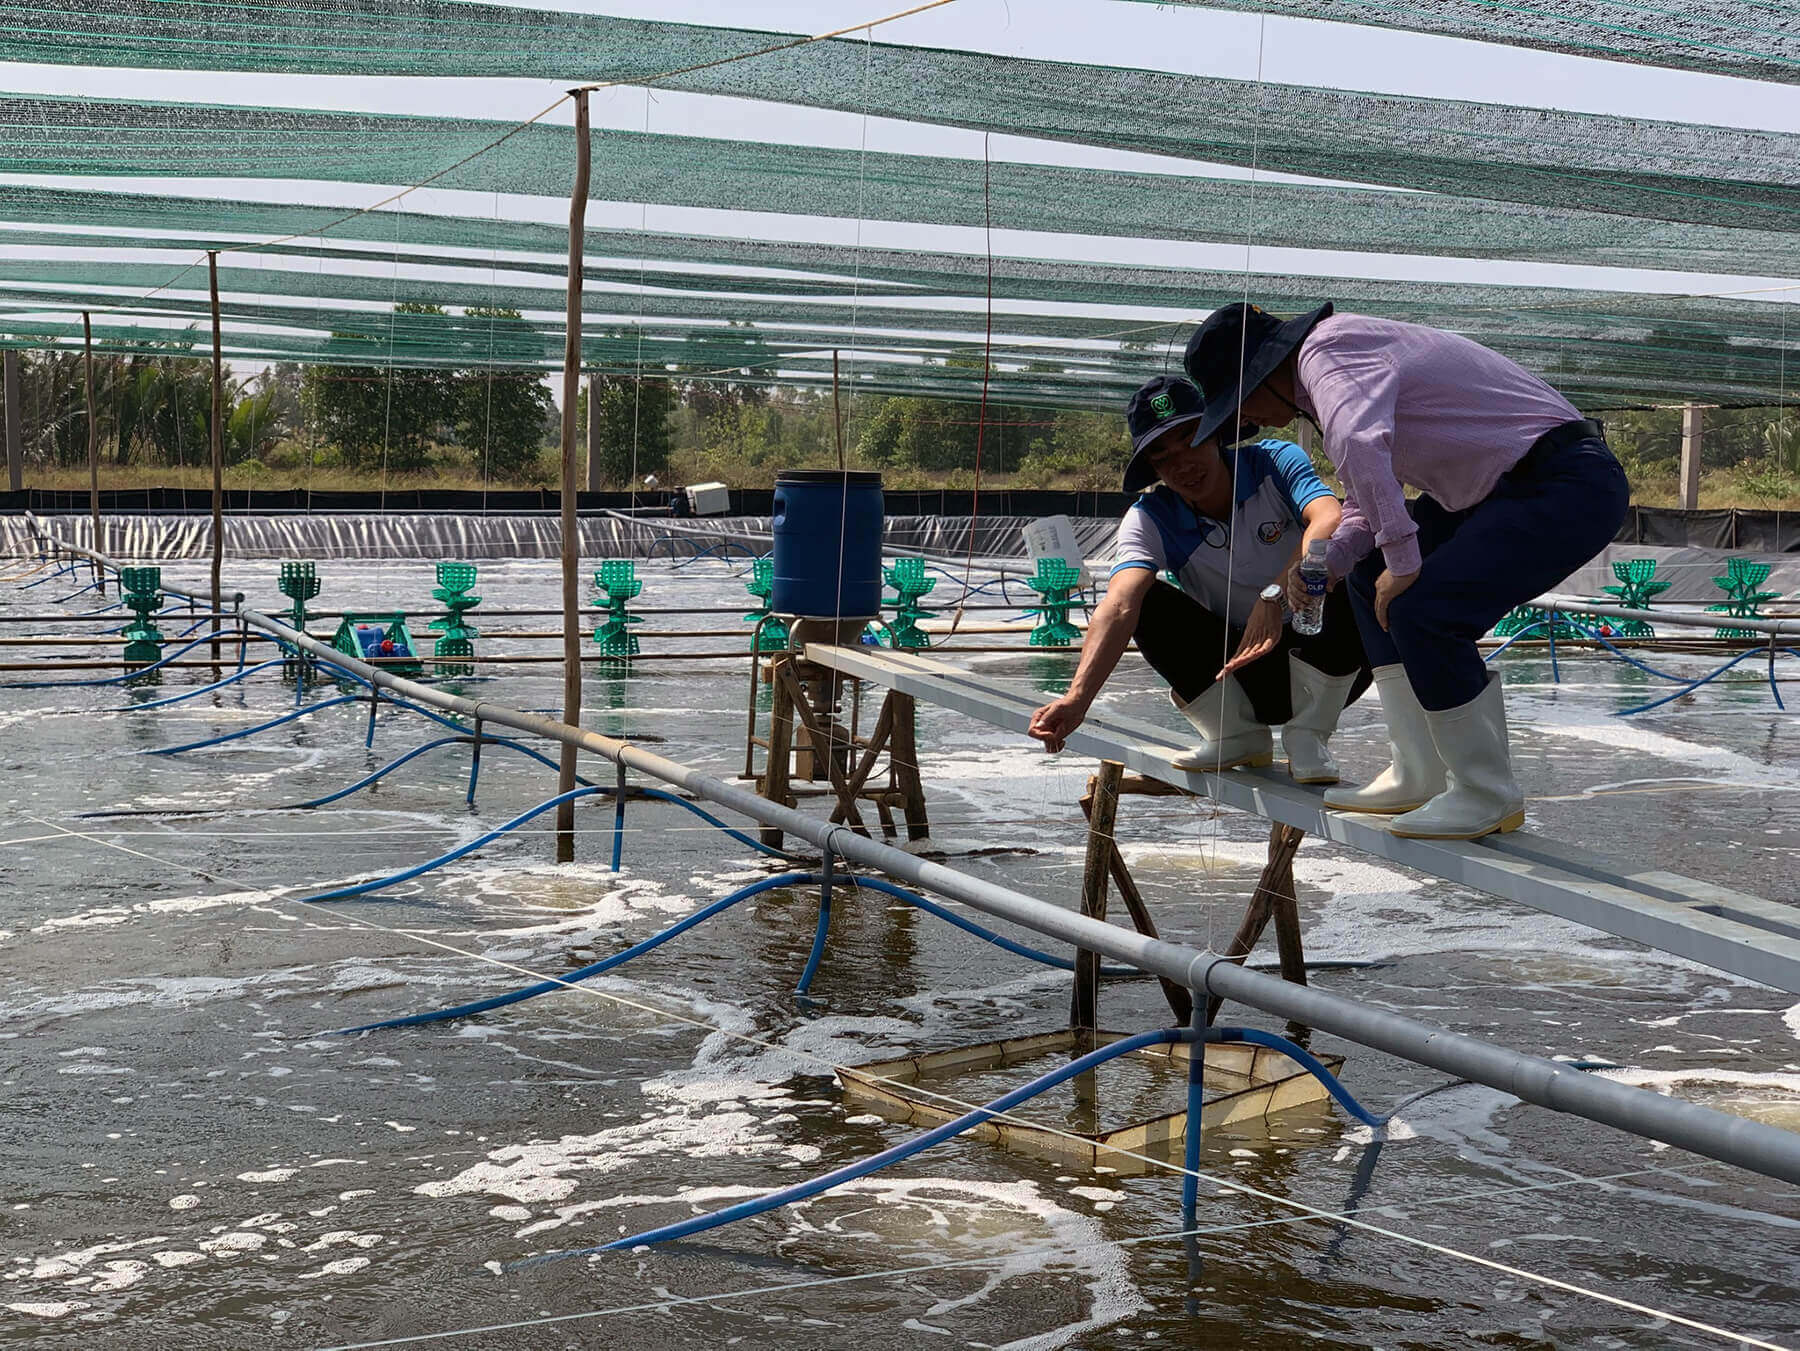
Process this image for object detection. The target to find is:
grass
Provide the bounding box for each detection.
[18,447,1800,510]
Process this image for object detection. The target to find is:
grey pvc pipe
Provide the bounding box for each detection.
[1539,593,1800,638]
[39,533,1800,1188]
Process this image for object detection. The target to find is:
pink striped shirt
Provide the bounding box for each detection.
[1294,314,1582,578]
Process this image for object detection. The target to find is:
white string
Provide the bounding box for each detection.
[304,1157,1766,1351]
[16,808,1782,1349]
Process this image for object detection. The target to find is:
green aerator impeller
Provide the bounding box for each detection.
[593,559,643,661]
[119,565,165,667]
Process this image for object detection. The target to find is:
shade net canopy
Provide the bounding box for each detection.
[0,2,1794,413]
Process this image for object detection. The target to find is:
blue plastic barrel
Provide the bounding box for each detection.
[771,470,884,620]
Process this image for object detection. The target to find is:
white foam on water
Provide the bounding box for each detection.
[1515,693,1800,789]
[300,1256,371,1279]
[167,1195,200,1211]
[237,1168,296,1184]
[150,1252,203,1268]
[564,1175,1143,1348]
[3,1301,89,1318]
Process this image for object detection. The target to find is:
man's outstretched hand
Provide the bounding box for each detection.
[1027,695,1087,754]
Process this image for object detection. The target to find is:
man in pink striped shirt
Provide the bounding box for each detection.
[1183,302,1628,840]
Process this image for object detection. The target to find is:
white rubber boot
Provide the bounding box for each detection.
[1168,679,1272,771]
[1391,673,1526,840]
[1283,658,1358,785]
[1322,664,1445,814]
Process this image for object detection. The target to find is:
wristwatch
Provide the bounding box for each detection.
[1258,582,1286,612]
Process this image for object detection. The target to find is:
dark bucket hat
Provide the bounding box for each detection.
[1182,301,1333,449]
[1121,375,1208,493]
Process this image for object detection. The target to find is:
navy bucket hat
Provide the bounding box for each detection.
[1182,301,1333,449]
[1121,375,1208,493]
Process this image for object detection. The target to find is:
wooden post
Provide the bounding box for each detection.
[3,348,21,493]
[82,314,100,576]
[1071,760,1124,1036]
[555,90,592,865]
[586,369,602,493]
[758,655,797,849]
[832,349,844,470]
[1205,823,1306,1025]
[1679,403,1703,511]
[207,257,225,668]
[889,692,931,843]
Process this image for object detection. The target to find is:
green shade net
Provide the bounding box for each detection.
[6,94,1800,265]
[3,245,1792,406]
[8,0,1794,86]
[1130,0,1800,86]
[5,10,1800,235]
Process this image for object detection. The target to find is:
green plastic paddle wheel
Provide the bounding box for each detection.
[118,565,165,669]
[593,559,643,662]
[332,612,423,677]
[1594,557,1666,638]
[1707,557,1782,638]
[881,556,937,650]
[428,561,481,674]
[277,559,322,673]
[1025,557,1084,648]
[741,556,789,652]
[1492,604,1581,641]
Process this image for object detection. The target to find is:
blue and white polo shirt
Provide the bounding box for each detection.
[1110,439,1333,627]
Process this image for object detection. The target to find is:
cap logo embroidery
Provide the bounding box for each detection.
[1150,392,1176,418]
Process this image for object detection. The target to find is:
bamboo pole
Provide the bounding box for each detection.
[3,348,22,493]
[208,253,225,671]
[82,313,100,582]
[556,91,593,864]
[832,348,844,470]
[586,369,602,493]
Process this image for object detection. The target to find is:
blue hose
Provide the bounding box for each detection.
[300,785,606,903]
[1614,645,1774,716]
[1205,1025,1385,1128]
[150,694,362,755]
[21,563,79,589]
[51,578,106,605]
[338,868,1136,1031]
[105,659,286,710]
[530,1027,1195,1261]
[334,871,819,1034]
[0,627,255,689]
[525,1024,1387,1259]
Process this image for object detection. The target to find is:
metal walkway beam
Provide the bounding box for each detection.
[807,643,1800,995]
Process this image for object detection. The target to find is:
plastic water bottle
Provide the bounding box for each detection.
[1291,540,1330,636]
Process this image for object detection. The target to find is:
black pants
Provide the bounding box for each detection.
[1133,580,1371,724]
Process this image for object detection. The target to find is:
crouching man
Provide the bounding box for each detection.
[1027,375,1370,780]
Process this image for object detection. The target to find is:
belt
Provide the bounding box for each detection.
[1525,417,1607,460]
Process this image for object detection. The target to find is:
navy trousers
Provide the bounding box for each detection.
[1135,579,1371,723]
[1345,435,1629,711]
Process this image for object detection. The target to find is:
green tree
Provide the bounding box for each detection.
[302,304,456,473]
[457,308,554,481]
[589,374,673,485]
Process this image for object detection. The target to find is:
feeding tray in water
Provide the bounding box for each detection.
[837,1029,1344,1173]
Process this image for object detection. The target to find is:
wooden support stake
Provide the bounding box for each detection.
[82,313,100,581]
[555,89,592,865]
[778,662,869,835]
[1205,823,1306,1025]
[3,348,22,493]
[1679,403,1704,511]
[1071,760,1124,1036]
[830,693,895,830]
[206,260,224,668]
[889,692,931,843]
[586,369,602,494]
[833,348,845,470]
[758,655,797,849]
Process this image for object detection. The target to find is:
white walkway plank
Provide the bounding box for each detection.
[808,643,1800,993]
